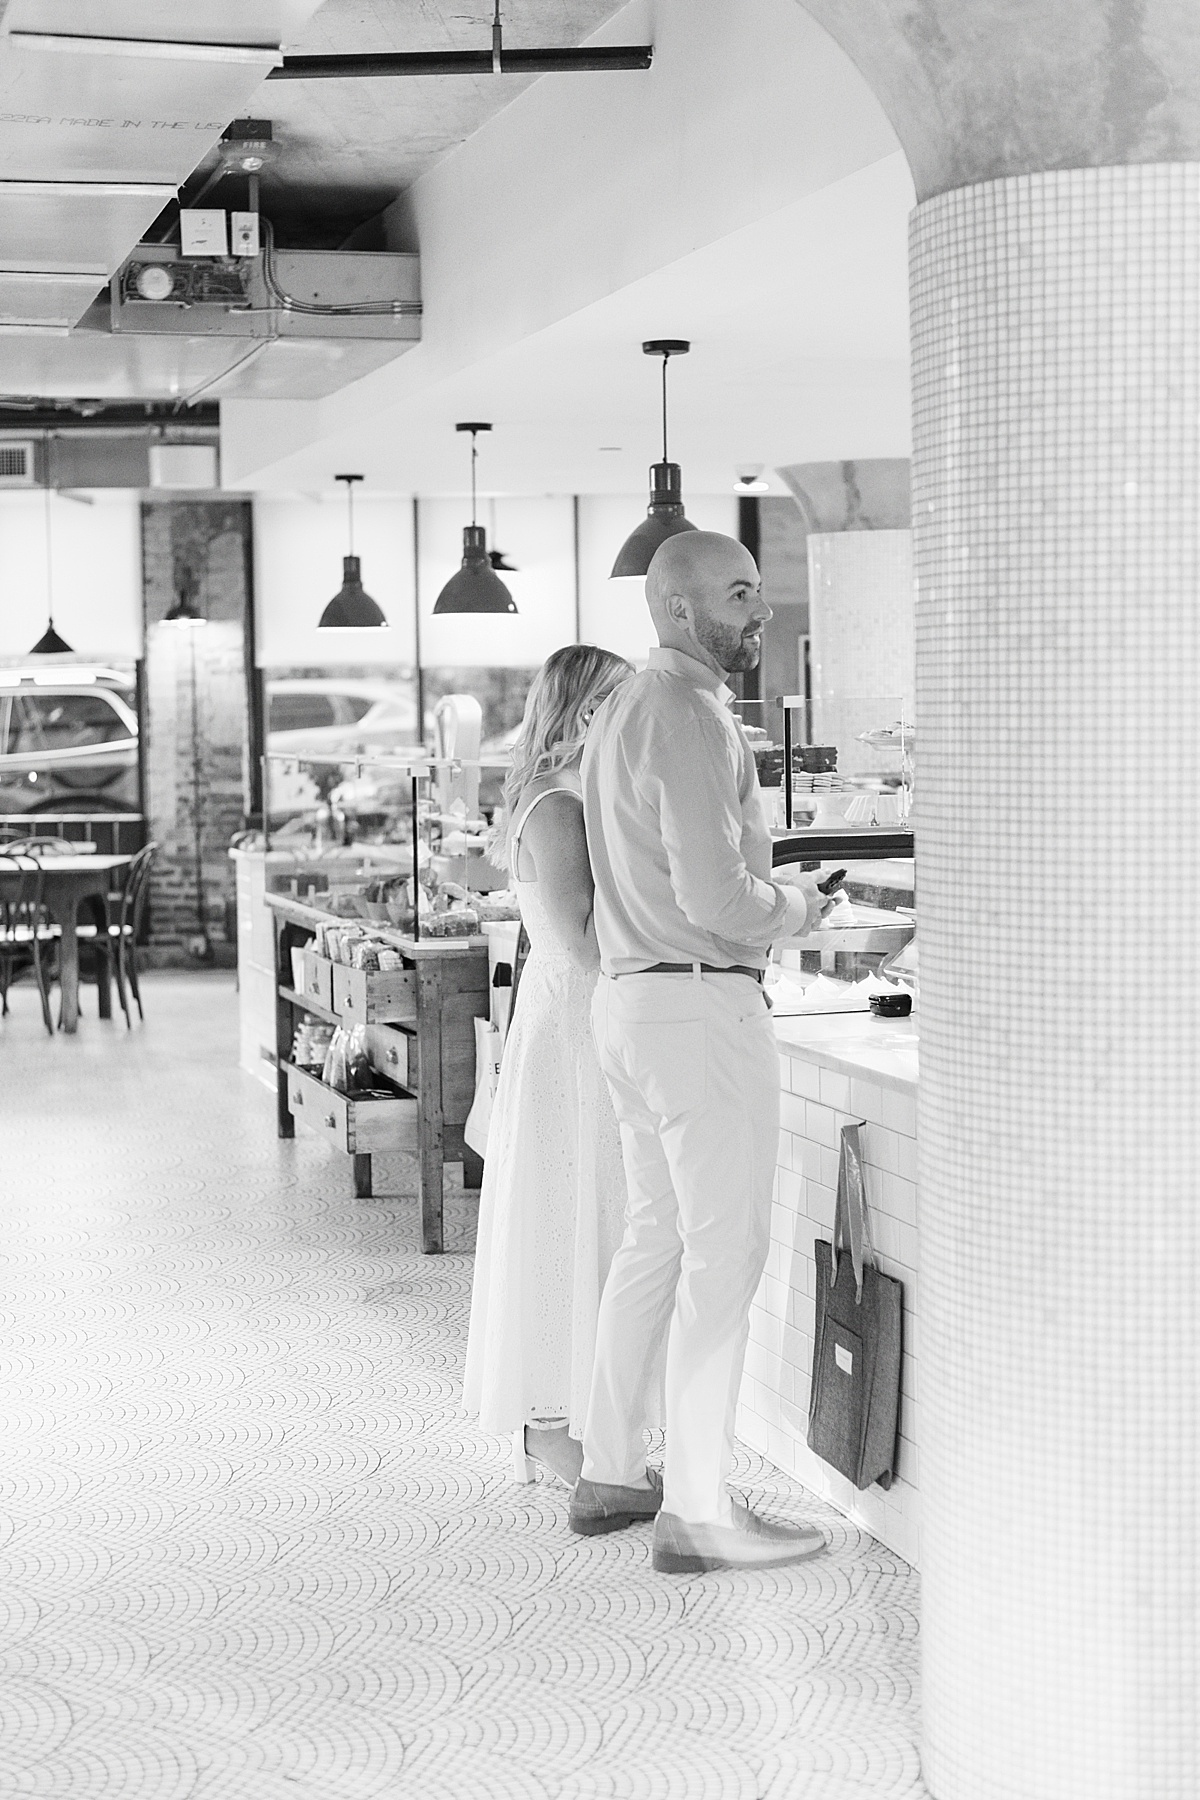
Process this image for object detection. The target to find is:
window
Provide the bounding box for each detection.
[6,692,131,754]
[338,694,376,724]
[269,692,338,733]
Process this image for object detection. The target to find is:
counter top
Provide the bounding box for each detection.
[773,1007,918,1092]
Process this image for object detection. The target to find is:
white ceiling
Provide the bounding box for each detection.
[233,150,914,500]
[243,0,630,235]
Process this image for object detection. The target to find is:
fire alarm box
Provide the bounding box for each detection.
[230,212,260,257]
[179,210,229,256]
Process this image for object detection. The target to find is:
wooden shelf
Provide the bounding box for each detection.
[277,984,339,1025]
[269,896,489,1243]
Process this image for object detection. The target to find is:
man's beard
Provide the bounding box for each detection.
[695,616,763,673]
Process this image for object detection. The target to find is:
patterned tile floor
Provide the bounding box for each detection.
[1,973,925,1800]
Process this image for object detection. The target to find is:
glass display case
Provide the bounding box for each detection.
[734,693,914,837]
[262,747,520,945]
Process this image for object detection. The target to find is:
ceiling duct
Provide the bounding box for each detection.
[0,424,220,489]
[91,239,422,403]
[0,2,322,330]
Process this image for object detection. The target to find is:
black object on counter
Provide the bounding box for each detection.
[869,992,912,1018]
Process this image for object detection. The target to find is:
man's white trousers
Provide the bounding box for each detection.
[582,970,780,1524]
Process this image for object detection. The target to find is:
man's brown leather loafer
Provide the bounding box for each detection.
[652,1500,825,1573]
[568,1469,663,1536]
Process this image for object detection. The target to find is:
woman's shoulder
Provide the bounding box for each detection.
[518,772,583,814]
[514,777,585,852]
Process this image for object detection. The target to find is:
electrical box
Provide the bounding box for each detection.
[148,444,219,490]
[179,209,229,256]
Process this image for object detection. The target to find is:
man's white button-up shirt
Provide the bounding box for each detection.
[581,647,809,976]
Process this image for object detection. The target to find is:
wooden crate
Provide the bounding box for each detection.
[284,1062,418,1155]
[332,962,418,1025]
[365,1023,413,1089]
[299,950,333,1011]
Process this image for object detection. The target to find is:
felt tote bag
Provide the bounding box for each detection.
[463,1017,503,1159]
[808,1120,903,1491]
[463,926,531,1160]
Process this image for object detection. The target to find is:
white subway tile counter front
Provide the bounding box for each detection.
[737,1008,922,1567]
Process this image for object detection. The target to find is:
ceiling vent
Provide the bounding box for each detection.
[0,441,37,487]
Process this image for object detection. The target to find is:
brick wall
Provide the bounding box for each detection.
[141,500,251,964]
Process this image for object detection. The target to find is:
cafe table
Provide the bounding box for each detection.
[0,852,131,1033]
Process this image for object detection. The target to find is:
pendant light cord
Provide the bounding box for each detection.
[336,472,362,554]
[661,352,670,463]
[43,485,55,627]
[470,431,478,526]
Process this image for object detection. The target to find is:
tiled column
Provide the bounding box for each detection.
[912,166,1200,1800]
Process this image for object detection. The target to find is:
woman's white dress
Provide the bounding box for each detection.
[463,788,628,1438]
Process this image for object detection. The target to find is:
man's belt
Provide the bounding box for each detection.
[612,962,765,984]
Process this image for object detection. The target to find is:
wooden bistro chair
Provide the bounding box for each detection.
[0,854,56,1035]
[78,842,158,1027]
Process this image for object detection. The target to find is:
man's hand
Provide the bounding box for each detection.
[774,867,836,936]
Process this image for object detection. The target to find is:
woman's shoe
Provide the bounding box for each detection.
[519,1422,584,1489]
[511,1427,536,1482]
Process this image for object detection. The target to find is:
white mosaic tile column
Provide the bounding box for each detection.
[808,528,914,774]
[912,166,1200,1800]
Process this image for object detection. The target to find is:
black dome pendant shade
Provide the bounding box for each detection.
[611,340,698,579]
[319,554,387,628]
[434,424,517,615]
[318,474,388,628]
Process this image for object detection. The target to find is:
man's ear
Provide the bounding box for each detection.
[666,592,691,627]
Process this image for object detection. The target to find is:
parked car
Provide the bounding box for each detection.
[0,666,139,817]
[265,678,421,819]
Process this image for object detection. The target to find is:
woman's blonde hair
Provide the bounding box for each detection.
[495,643,632,862]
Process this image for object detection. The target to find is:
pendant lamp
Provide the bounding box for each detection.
[318,474,388,628]
[29,486,74,655]
[161,593,207,627]
[610,339,698,579]
[433,424,517,614]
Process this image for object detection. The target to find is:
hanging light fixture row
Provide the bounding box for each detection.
[318,474,389,628]
[313,336,698,625]
[434,424,517,615]
[610,339,698,580]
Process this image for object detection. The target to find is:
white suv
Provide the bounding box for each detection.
[0,666,139,817]
[266,678,420,818]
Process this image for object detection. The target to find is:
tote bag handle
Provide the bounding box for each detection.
[508,921,531,1018]
[829,1119,873,1303]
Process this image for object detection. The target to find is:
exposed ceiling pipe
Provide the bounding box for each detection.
[267,47,652,80]
[270,5,650,80]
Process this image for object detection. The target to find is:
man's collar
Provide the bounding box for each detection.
[646,646,735,708]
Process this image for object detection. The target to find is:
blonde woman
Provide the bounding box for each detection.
[464,644,633,1488]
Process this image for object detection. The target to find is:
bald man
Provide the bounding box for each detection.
[569,531,829,1572]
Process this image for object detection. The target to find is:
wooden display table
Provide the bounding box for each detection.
[267,894,489,1252]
